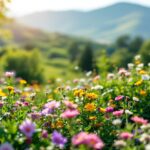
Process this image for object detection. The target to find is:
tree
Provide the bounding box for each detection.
[116,35,130,48]
[129,36,143,54]
[79,43,94,72]
[68,42,79,62]
[139,41,150,65]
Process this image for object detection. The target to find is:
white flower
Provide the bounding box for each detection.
[91,85,103,90]
[125,110,133,115]
[148,63,150,67]
[137,63,144,68]
[74,66,79,70]
[136,67,141,71]
[140,133,150,143]
[86,71,92,77]
[107,73,115,79]
[114,140,126,148]
[133,97,139,102]
[142,75,150,81]
[0,142,14,150]
[141,124,150,130]
[145,144,150,150]
[135,55,141,60]
[112,119,122,125]
[128,63,134,69]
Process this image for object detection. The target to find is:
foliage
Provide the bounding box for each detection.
[79,44,94,72]
[3,49,45,83]
[139,40,150,65]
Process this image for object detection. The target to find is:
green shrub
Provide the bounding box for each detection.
[3,49,45,83]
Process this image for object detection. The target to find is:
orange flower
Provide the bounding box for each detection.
[84,103,96,112]
[56,120,63,128]
[140,90,147,96]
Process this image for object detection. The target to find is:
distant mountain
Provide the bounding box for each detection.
[18,2,150,43]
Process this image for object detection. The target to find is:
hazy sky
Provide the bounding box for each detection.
[9,0,150,16]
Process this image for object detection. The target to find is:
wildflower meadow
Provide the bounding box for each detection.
[0,55,149,150]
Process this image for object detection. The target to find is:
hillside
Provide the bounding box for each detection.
[18,2,150,43]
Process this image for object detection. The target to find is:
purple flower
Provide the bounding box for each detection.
[19,119,35,138]
[106,107,114,113]
[0,142,14,150]
[51,131,67,148]
[42,101,60,115]
[115,95,124,101]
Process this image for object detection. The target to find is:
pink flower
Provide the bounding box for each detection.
[120,132,133,140]
[131,116,148,125]
[63,100,77,110]
[4,71,15,78]
[0,101,4,108]
[72,132,88,145]
[42,100,60,115]
[118,68,127,75]
[72,132,104,149]
[19,119,35,138]
[115,95,124,101]
[86,134,104,149]
[113,110,124,117]
[61,109,79,118]
[44,100,60,109]
[41,130,48,139]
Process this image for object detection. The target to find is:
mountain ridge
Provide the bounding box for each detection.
[17,2,150,43]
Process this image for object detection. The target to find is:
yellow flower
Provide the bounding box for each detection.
[140,90,147,96]
[99,108,106,113]
[6,86,14,92]
[74,89,85,97]
[86,93,98,100]
[135,60,141,65]
[135,80,143,86]
[89,116,97,120]
[0,89,7,97]
[139,70,147,75]
[84,103,96,112]
[19,79,27,85]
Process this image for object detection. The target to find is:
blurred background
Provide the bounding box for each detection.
[0,0,150,83]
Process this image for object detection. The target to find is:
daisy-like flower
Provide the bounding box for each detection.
[4,71,15,78]
[72,132,104,149]
[115,95,124,101]
[61,109,79,118]
[19,119,36,138]
[119,132,133,140]
[131,116,148,125]
[42,100,60,115]
[113,110,124,117]
[63,100,77,110]
[51,131,67,148]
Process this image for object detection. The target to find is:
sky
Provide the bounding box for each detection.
[9,0,150,16]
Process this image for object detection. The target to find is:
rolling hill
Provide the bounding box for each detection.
[18,2,150,43]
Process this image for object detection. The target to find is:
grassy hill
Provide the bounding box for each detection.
[18,2,150,43]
